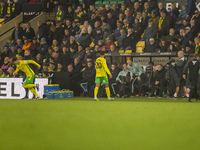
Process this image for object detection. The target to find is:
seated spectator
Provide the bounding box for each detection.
[132,18,143,37]
[105,4,111,14]
[190,20,198,40]
[1,57,10,72]
[29,37,39,57]
[151,64,166,97]
[191,10,200,30]
[176,19,189,32]
[93,28,103,45]
[146,38,159,52]
[2,46,10,60]
[37,38,48,57]
[171,38,181,50]
[105,37,114,50]
[51,39,59,50]
[120,28,137,51]
[57,62,66,72]
[101,19,112,33]
[16,46,24,58]
[151,11,159,25]
[54,46,60,55]
[0,68,5,77]
[111,4,119,19]
[136,12,142,22]
[141,18,158,43]
[4,37,15,51]
[22,37,31,51]
[103,28,114,43]
[116,63,133,97]
[9,45,16,58]
[42,63,48,73]
[143,2,151,16]
[109,64,120,96]
[70,21,80,36]
[60,38,69,51]
[73,57,82,73]
[35,54,43,72]
[96,4,106,17]
[37,21,47,41]
[155,2,167,17]
[122,19,132,33]
[69,36,78,49]
[5,67,15,77]
[159,37,170,52]
[15,38,24,49]
[124,9,133,24]
[63,29,71,42]
[70,45,77,64]
[4,0,18,22]
[44,47,53,63]
[60,46,70,69]
[65,6,74,22]
[79,21,93,36]
[166,28,178,43]
[169,3,179,27]
[49,25,62,45]
[178,4,187,19]
[23,22,35,41]
[75,5,84,21]
[78,61,95,96]
[68,64,76,77]
[12,22,23,41]
[0,1,6,18]
[55,5,65,22]
[185,44,194,54]
[119,4,126,14]
[168,44,178,52]
[141,11,150,30]
[118,13,125,23]
[194,37,200,54]
[75,45,85,63]
[64,19,72,31]
[132,2,142,19]
[48,62,56,72]
[77,27,91,49]
[107,12,116,30]
[114,20,122,39]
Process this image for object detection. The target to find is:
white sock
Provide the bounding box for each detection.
[174,93,177,97]
[94,96,97,99]
[186,93,189,98]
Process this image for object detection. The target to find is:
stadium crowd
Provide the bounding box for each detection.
[0,0,200,100]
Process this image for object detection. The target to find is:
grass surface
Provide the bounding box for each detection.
[0,97,200,150]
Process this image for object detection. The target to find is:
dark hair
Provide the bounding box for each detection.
[100,51,105,55]
[148,61,154,66]
[57,61,63,65]
[87,55,92,59]
[193,53,199,58]
[12,57,18,62]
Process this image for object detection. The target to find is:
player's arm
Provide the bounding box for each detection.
[27,60,41,69]
[183,61,189,79]
[102,60,111,77]
[13,66,19,76]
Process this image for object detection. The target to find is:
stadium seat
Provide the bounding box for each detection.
[125,50,132,53]
[0,19,5,27]
[119,50,124,53]
[95,1,102,5]
[136,41,145,53]
[118,0,124,4]
[103,1,110,5]
[110,1,117,5]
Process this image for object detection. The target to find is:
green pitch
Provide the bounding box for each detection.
[0,97,200,150]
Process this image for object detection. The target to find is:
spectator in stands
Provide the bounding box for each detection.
[22,37,31,51]
[75,5,83,21]
[178,4,187,19]
[177,19,189,32]
[1,57,10,72]
[93,28,103,45]
[169,3,179,27]
[63,29,71,42]
[29,37,39,57]
[55,5,64,22]
[166,28,178,43]
[15,38,23,49]
[151,64,166,97]
[23,22,35,41]
[190,20,198,40]
[4,0,18,22]
[16,46,23,58]
[57,62,66,72]
[194,37,200,54]
[48,62,56,72]
[168,44,178,52]
[186,0,197,19]
[117,29,126,48]
[37,21,47,41]
[65,6,74,22]
[4,37,15,51]
[12,22,23,41]
[111,4,119,19]
[132,18,143,37]
[5,67,15,77]
[2,46,9,60]
[105,37,114,50]
[118,13,125,23]
[109,64,120,96]
[121,28,136,51]
[37,38,48,57]
[124,9,133,24]
[70,45,77,64]
[143,2,151,16]
[141,11,150,30]
[80,21,93,36]
[132,2,142,19]
[107,12,116,30]
[116,63,133,97]
[49,25,61,45]
[73,57,82,73]
[35,54,43,70]
[191,10,200,30]
[69,36,78,49]
[120,4,126,14]
[101,19,112,33]
[51,39,59,50]
[78,61,95,96]
[114,20,122,39]
[159,37,169,52]
[60,38,69,51]
[155,2,167,17]
[75,45,85,63]
[151,10,159,25]
[0,68,5,77]
[9,45,16,58]
[70,21,80,36]
[146,38,159,52]
[77,27,91,49]
[60,46,70,69]
[0,1,6,18]
[158,10,171,37]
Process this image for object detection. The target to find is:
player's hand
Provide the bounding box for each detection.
[130,76,133,81]
[13,72,17,76]
[137,76,141,81]
[109,74,112,79]
[38,65,41,70]
[183,74,186,79]
[155,81,159,85]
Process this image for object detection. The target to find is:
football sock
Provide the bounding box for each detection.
[29,87,39,97]
[94,87,99,98]
[105,87,111,99]
[23,84,35,88]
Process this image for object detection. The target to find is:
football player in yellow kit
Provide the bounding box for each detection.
[11,57,41,99]
[94,51,114,101]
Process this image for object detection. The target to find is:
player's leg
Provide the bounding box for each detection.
[103,77,114,101]
[94,83,100,101]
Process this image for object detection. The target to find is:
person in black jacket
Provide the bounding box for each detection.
[37,21,48,41]
[151,64,166,97]
[23,22,35,41]
[183,53,200,102]
[78,61,95,96]
[109,64,120,96]
[174,51,188,98]
[0,1,6,18]
[4,0,18,22]
[12,22,23,41]
[77,27,91,49]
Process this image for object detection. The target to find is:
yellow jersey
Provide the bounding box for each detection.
[15,60,41,76]
[95,57,111,78]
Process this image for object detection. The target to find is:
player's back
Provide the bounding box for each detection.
[17,60,35,76]
[96,57,107,77]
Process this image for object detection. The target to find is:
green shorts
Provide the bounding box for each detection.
[95,77,108,85]
[23,75,34,85]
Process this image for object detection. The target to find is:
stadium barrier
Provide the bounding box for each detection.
[0,78,48,99]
